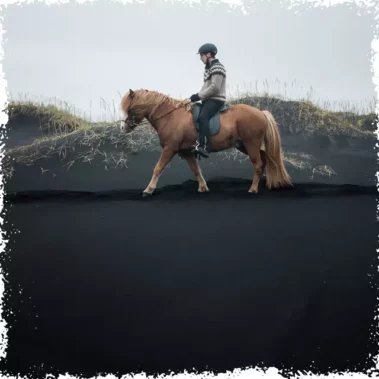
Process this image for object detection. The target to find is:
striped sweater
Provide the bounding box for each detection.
[198,59,227,102]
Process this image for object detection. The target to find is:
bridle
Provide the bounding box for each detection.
[123,109,138,128]
[120,100,192,128]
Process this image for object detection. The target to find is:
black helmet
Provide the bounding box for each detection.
[198,43,217,55]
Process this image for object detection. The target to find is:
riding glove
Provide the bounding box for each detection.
[190,94,201,102]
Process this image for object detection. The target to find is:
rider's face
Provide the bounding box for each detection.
[200,53,209,64]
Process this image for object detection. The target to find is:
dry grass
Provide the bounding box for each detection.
[216,149,336,179]
[3,119,159,179]
[6,97,90,135]
[227,80,376,114]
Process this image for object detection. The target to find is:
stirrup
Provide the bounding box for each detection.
[193,140,200,152]
[190,140,200,154]
[191,140,209,160]
[191,142,201,160]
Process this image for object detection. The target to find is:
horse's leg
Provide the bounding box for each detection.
[183,154,209,193]
[142,148,176,196]
[235,141,266,177]
[244,142,264,194]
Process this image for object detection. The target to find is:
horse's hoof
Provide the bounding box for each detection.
[142,192,152,197]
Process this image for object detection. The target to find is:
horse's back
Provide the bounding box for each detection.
[221,103,266,122]
[227,102,261,113]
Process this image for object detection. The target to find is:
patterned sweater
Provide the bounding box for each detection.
[198,59,227,102]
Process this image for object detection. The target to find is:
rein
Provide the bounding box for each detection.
[152,100,192,122]
[121,100,192,125]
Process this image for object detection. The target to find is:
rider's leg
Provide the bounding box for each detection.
[194,99,224,157]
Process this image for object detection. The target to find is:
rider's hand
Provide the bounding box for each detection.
[190,94,200,102]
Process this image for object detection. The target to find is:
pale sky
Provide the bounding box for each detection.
[2,0,376,121]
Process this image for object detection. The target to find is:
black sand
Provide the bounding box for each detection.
[1,121,378,378]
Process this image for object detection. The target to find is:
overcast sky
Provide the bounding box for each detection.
[2,0,376,121]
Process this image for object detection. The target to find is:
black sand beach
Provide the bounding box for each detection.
[1,110,378,378]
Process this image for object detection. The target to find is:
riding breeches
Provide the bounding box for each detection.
[197,99,225,147]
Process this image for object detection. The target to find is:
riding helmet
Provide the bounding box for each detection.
[197,43,218,55]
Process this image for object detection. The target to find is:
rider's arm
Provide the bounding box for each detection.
[198,74,223,100]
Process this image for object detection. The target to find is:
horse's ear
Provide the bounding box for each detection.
[129,89,135,98]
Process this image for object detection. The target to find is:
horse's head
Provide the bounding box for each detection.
[120,89,146,133]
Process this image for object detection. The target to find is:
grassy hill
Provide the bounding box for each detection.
[228,94,376,137]
[6,99,90,134]
[2,92,376,181]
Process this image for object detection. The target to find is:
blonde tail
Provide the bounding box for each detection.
[262,110,292,189]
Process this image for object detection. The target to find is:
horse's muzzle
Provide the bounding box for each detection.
[120,120,132,133]
[121,115,138,133]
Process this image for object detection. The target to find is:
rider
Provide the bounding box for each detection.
[190,43,226,158]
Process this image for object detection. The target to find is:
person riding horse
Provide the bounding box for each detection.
[190,43,227,159]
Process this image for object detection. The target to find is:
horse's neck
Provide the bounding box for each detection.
[147,100,175,130]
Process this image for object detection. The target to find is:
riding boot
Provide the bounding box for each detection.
[191,119,210,158]
[200,135,210,157]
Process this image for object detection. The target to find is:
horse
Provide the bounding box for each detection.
[120,89,292,197]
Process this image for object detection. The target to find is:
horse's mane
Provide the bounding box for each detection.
[121,89,192,118]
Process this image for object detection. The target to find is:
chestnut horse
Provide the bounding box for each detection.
[120,89,292,196]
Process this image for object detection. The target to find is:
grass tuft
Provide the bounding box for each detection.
[6,99,90,135]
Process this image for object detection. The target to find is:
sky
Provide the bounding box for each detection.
[2,0,377,121]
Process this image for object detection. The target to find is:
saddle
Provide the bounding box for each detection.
[191,102,229,137]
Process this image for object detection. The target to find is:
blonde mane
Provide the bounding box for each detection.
[121,89,192,119]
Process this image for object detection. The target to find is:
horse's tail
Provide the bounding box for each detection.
[262,110,292,189]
